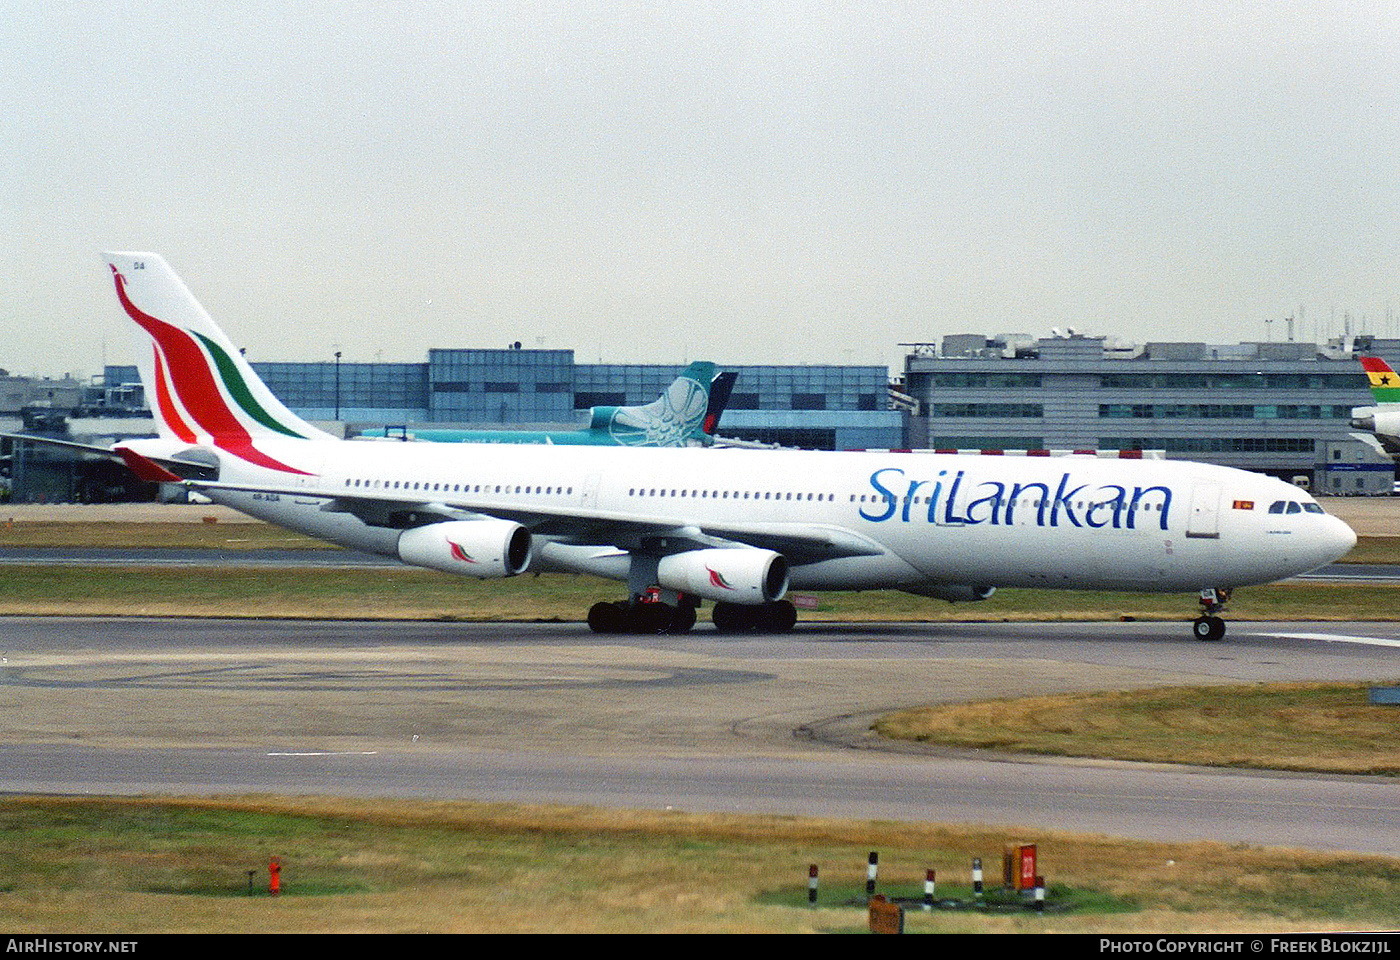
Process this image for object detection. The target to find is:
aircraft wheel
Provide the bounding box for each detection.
[761,599,797,633]
[587,601,627,635]
[614,602,658,634]
[1192,615,1226,642]
[711,601,750,633]
[666,603,697,634]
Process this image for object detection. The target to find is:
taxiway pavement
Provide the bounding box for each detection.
[1,617,1398,856]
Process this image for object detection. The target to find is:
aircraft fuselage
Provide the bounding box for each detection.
[185,439,1354,595]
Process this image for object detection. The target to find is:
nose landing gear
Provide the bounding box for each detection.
[1192,587,1231,641]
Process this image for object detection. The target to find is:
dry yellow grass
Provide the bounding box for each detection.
[876,681,1400,775]
[1,796,1396,933]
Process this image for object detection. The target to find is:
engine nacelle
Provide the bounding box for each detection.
[656,548,789,604]
[397,520,532,578]
[902,583,997,603]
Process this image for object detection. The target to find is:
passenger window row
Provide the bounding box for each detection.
[343,478,575,496]
[628,488,835,501]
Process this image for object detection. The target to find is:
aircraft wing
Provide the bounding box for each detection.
[150,461,886,564]
[1351,430,1400,457]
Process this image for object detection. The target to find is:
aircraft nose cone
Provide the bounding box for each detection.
[1306,516,1357,572]
[1330,517,1359,560]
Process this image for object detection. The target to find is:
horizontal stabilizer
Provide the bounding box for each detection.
[115,446,185,483]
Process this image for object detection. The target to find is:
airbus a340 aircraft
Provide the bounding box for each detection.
[355,364,736,447]
[103,252,1356,640]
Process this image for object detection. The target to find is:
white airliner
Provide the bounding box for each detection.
[102,252,1357,641]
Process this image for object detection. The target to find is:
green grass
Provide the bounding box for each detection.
[3,520,1397,623]
[2,796,1398,933]
[1340,536,1400,564]
[0,562,1395,623]
[0,521,331,550]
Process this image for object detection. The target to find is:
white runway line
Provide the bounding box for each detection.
[265,751,380,757]
[1255,631,1400,649]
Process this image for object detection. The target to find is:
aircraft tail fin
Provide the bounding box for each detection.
[590,361,719,446]
[702,371,737,439]
[104,252,334,452]
[1359,356,1400,407]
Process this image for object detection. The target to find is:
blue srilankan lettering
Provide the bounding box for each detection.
[859,467,1172,531]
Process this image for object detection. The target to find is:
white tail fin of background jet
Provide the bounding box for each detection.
[105,252,333,471]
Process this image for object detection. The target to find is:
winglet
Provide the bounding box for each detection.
[115,445,185,484]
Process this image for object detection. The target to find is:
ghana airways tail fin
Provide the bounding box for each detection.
[1360,356,1400,408]
[104,252,334,448]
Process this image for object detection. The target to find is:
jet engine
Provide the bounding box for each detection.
[397,520,532,577]
[656,548,789,604]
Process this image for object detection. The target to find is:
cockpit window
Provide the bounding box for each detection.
[1269,499,1324,515]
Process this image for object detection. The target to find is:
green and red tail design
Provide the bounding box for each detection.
[105,253,330,475]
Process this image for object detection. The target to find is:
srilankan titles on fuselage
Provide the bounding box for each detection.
[858,463,1173,531]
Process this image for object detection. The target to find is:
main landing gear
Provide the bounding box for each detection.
[585,595,799,635]
[711,599,797,634]
[1192,587,1231,642]
[587,596,698,635]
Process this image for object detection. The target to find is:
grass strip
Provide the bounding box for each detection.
[1,795,1397,933]
[0,521,331,550]
[875,681,1400,775]
[0,563,1396,622]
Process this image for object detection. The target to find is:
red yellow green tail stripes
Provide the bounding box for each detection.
[1360,357,1400,404]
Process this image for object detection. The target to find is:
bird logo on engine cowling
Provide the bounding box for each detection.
[707,567,734,590]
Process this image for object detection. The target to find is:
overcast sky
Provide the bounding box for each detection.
[3,1,1398,380]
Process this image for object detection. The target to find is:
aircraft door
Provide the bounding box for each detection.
[581,473,601,510]
[1186,481,1222,539]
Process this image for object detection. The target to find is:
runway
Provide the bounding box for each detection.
[2,616,1399,856]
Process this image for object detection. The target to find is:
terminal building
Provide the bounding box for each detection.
[0,352,903,502]
[3,332,1397,502]
[245,350,902,452]
[900,332,1399,496]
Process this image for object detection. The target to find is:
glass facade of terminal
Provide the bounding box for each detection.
[902,333,1399,492]
[247,350,901,450]
[252,361,429,422]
